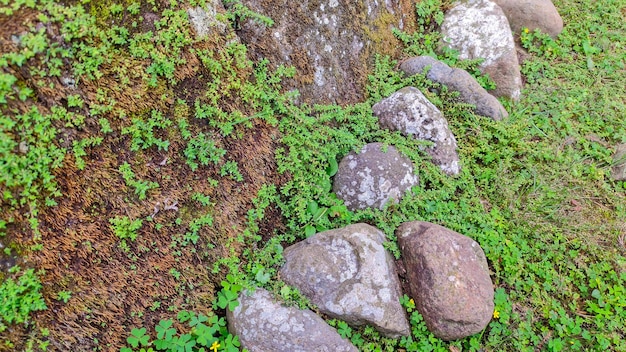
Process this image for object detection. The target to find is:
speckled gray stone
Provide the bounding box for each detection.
[333,143,418,211]
[440,0,522,101]
[227,288,358,352]
[372,87,460,175]
[280,223,410,338]
[400,56,508,120]
[397,221,494,341]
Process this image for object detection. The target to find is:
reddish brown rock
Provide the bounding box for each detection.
[493,0,563,38]
[397,221,494,340]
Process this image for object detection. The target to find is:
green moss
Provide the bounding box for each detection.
[88,0,137,27]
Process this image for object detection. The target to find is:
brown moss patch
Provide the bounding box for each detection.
[0,8,288,350]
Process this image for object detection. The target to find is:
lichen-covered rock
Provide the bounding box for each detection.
[187,0,229,37]
[280,223,410,337]
[397,221,494,341]
[493,0,563,38]
[440,0,522,101]
[611,143,626,181]
[400,56,508,120]
[372,87,460,175]
[333,143,418,211]
[234,0,416,105]
[227,288,358,352]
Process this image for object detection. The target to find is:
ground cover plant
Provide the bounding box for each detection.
[0,0,624,351]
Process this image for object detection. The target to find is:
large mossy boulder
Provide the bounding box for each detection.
[233,0,416,105]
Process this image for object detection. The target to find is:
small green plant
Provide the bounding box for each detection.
[392,0,445,57]
[219,160,243,182]
[222,0,274,28]
[121,109,172,152]
[109,216,143,252]
[191,192,211,207]
[119,162,159,200]
[120,311,241,352]
[0,266,47,330]
[66,94,84,108]
[56,290,72,303]
[184,133,226,172]
[73,136,103,170]
[520,27,565,59]
[99,118,113,134]
[214,274,243,311]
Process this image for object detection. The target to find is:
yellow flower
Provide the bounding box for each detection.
[210,341,220,352]
[493,310,500,319]
[409,298,415,306]
[523,28,530,34]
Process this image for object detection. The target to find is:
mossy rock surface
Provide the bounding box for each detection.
[235,0,416,105]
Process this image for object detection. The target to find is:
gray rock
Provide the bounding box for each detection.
[280,223,410,337]
[400,56,508,120]
[440,0,522,101]
[397,221,494,341]
[612,143,626,181]
[372,87,460,175]
[187,0,228,37]
[227,288,358,352]
[493,0,563,38]
[333,143,418,211]
[234,0,415,105]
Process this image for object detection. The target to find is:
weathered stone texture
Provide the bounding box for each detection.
[440,0,522,100]
[227,288,358,352]
[333,142,418,210]
[397,221,494,340]
[280,223,410,337]
[373,87,460,175]
[400,56,508,120]
[612,143,626,181]
[234,0,416,105]
[493,0,563,38]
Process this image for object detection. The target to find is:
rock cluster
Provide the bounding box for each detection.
[228,221,496,348]
[198,0,566,348]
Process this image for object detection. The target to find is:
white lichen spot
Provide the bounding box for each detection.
[314,66,326,86]
[378,287,391,302]
[329,0,339,8]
